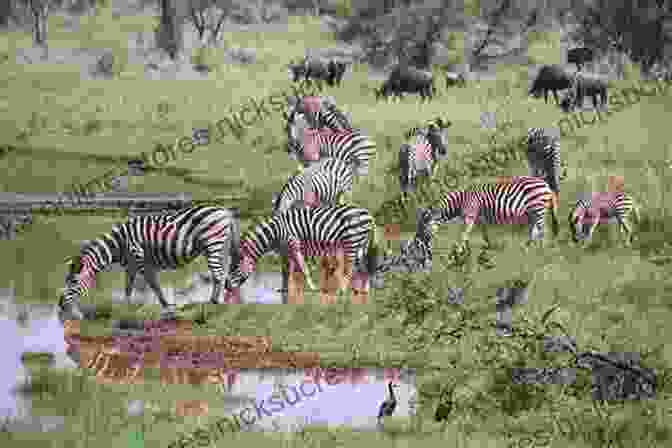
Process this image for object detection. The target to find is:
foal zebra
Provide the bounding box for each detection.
[271,158,355,216]
[223,205,381,300]
[403,117,452,140]
[58,206,240,320]
[377,208,435,274]
[399,121,450,198]
[568,192,639,246]
[287,123,376,177]
[429,176,559,248]
[525,127,561,203]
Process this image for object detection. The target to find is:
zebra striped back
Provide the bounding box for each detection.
[289,125,376,177]
[568,192,639,243]
[525,127,561,196]
[226,205,376,289]
[59,206,240,316]
[272,158,355,216]
[433,176,559,238]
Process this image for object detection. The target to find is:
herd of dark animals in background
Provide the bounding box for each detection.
[288,56,349,87]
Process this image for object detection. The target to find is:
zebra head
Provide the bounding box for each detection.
[568,197,593,242]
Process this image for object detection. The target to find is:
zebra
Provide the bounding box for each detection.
[287,121,376,177]
[399,121,450,198]
[403,117,452,140]
[222,205,382,301]
[58,206,241,320]
[284,96,353,134]
[376,208,436,274]
[524,127,561,204]
[271,158,355,216]
[568,192,639,246]
[428,176,559,249]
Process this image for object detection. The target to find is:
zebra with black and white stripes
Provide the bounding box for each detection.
[271,158,355,216]
[525,127,561,203]
[399,121,450,198]
[284,96,353,134]
[403,117,452,140]
[223,205,381,300]
[429,176,559,249]
[287,121,376,177]
[58,206,241,320]
[568,192,639,246]
[377,208,436,274]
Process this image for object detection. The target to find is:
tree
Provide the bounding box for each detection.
[571,0,672,73]
[157,0,187,60]
[28,0,49,46]
[187,0,233,46]
[0,0,12,27]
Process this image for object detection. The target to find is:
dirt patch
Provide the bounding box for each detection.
[63,319,320,385]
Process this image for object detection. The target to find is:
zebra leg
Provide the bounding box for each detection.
[526,210,545,249]
[479,222,492,248]
[291,248,317,291]
[617,216,633,247]
[124,267,137,305]
[141,266,171,310]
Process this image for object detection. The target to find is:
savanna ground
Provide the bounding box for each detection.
[1,5,671,447]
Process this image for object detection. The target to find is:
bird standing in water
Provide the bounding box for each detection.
[377,382,399,428]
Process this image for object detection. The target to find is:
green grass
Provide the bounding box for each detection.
[1,6,671,447]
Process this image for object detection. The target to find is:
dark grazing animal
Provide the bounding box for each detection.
[376,65,435,101]
[328,60,348,86]
[58,206,241,320]
[560,73,608,112]
[529,65,573,105]
[567,47,595,71]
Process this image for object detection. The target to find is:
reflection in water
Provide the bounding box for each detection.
[0,287,74,432]
[0,287,417,434]
[110,271,285,306]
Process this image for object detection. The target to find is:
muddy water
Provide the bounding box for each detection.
[1,287,417,434]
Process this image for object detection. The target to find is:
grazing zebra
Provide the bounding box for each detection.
[58,206,241,320]
[377,208,436,274]
[568,192,639,246]
[223,205,382,300]
[399,122,450,198]
[525,127,561,203]
[429,176,559,248]
[287,123,376,177]
[271,158,355,216]
[403,117,452,140]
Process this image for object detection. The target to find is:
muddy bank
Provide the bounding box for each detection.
[63,320,320,383]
